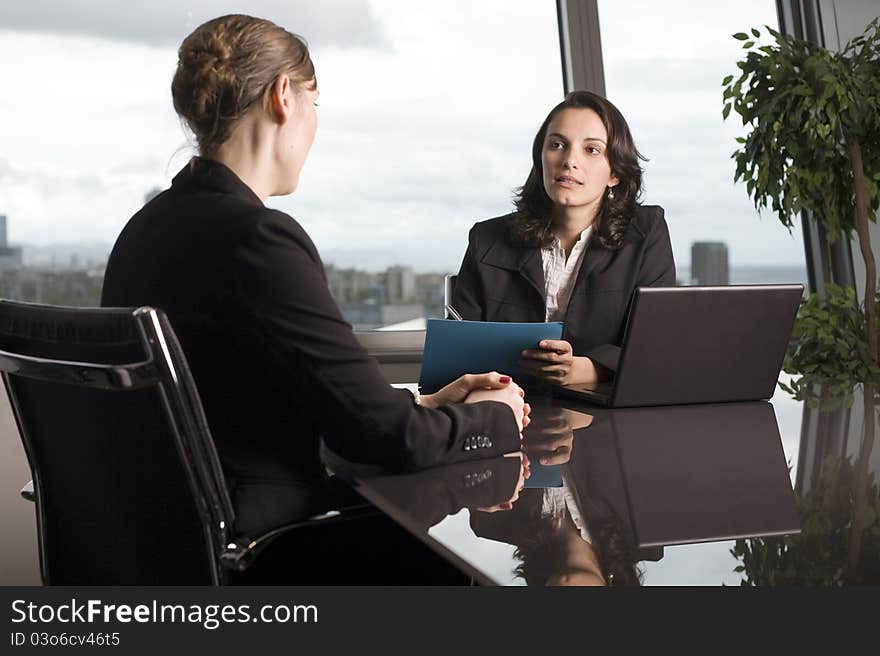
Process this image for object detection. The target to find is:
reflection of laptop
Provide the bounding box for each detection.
[558,284,803,407]
[607,402,801,546]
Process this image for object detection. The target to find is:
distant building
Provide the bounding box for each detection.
[691,242,729,285]
[0,214,24,270]
[325,263,449,327]
[415,272,447,316]
[325,264,381,304]
[385,265,415,303]
[0,269,103,306]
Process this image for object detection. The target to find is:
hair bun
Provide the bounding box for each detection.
[171,14,315,156]
[177,37,239,125]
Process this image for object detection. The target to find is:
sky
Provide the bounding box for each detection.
[0,0,807,271]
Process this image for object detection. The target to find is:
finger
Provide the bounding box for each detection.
[523,402,531,416]
[530,433,573,451]
[522,415,531,429]
[539,339,571,354]
[539,450,572,466]
[534,412,566,428]
[519,357,568,374]
[465,371,511,390]
[520,360,569,377]
[538,365,569,376]
[518,359,549,376]
[521,349,560,363]
[534,427,569,441]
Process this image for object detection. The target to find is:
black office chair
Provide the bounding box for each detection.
[0,300,379,585]
[444,274,457,318]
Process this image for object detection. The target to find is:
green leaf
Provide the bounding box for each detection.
[723,103,732,119]
[743,40,755,49]
[722,74,734,86]
[733,32,749,40]
[751,27,760,38]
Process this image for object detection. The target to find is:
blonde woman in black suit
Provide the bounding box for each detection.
[101,14,529,535]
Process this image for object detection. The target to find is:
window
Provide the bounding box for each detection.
[0,1,562,331]
[597,0,808,287]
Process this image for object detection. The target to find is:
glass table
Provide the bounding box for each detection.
[341,381,878,585]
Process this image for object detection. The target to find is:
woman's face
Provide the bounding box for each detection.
[540,107,619,213]
[279,79,319,194]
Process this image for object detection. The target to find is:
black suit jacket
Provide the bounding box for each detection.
[451,206,675,373]
[101,157,520,531]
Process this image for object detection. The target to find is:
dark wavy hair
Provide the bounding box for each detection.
[511,90,645,250]
[511,489,643,586]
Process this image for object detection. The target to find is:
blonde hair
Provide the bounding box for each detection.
[171,14,315,157]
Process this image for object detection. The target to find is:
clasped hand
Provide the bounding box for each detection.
[420,371,531,432]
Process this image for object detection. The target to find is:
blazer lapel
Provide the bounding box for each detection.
[481,239,545,301]
[573,241,613,293]
[516,248,545,300]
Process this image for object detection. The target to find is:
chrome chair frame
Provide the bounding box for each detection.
[2,302,373,584]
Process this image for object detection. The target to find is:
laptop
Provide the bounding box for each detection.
[557,284,803,407]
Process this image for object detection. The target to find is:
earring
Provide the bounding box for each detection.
[607,186,615,200]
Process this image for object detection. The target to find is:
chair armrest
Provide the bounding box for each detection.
[21,480,34,502]
[220,502,380,572]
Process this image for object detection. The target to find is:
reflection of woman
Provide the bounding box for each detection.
[471,405,642,585]
[100,15,528,534]
[471,484,643,586]
[452,91,675,385]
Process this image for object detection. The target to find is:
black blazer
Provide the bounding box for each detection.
[451,206,675,373]
[101,157,520,532]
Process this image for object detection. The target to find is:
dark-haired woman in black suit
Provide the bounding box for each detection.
[452,91,675,385]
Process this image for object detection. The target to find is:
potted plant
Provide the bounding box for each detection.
[731,456,879,585]
[722,18,880,576]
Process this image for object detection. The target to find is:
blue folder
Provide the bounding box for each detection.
[523,459,563,488]
[418,318,564,392]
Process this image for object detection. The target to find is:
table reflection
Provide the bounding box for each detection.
[354,398,802,585]
[354,455,525,530]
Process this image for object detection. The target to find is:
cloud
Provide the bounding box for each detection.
[0,158,22,183]
[0,0,390,50]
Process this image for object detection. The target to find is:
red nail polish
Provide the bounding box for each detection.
[499,375,511,383]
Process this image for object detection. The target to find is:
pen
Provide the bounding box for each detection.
[445,304,464,321]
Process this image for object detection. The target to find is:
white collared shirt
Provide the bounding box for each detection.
[540,225,593,322]
[541,467,591,543]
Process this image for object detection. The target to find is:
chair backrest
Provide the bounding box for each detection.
[444,274,458,318]
[0,300,235,584]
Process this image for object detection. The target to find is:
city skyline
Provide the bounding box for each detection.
[0,207,808,325]
[0,211,809,273]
